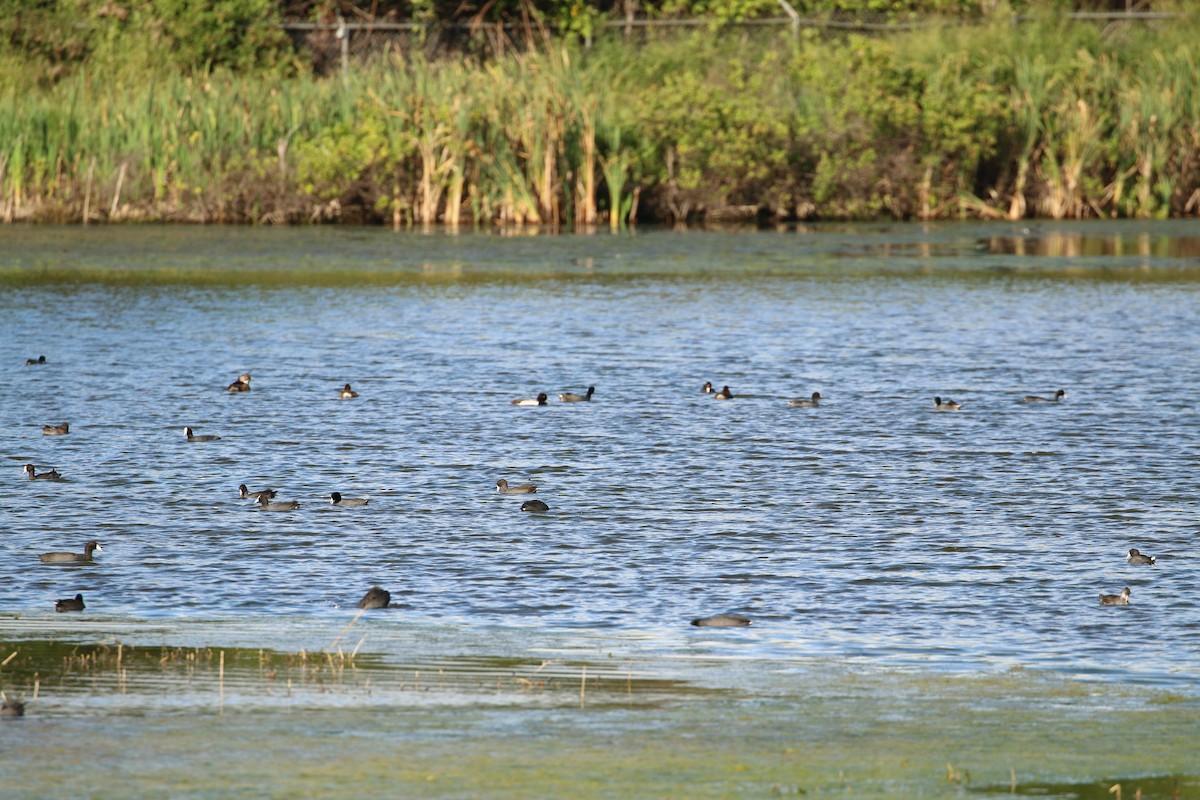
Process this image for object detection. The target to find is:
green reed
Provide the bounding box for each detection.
[2,13,1200,225]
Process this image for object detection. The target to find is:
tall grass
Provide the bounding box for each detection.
[2,13,1200,224]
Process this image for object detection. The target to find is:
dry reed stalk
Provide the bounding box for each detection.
[580,665,586,708]
[82,156,96,226]
[329,608,366,652]
[110,162,126,219]
[219,650,225,713]
[1,650,16,667]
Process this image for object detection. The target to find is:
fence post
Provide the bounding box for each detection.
[336,15,348,76]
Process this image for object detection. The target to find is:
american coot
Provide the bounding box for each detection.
[512,393,548,406]
[702,381,714,394]
[184,426,221,442]
[227,372,251,392]
[339,383,359,398]
[520,499,550,512]
[934,396,961,410]
[496,479,537,495]
[714,386,734,400]
[23,464,62,481]
[42,422,69,435]
[25,355,46,366]
[559,386,595,402]
[788,391,821,408]
[330,492,369,507]
[691,614,752,627]
[257,494,299,511]
[0,692,24,718]
[1024,389,1066,402]
[1099,587,1131,606]
[39,540,102,564]
[1127,548,1156,565]
[357,586,391,609]
[55,593,85,612]
[239,484,276,501]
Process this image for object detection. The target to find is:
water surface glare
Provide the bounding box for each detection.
[2,222,1198,690]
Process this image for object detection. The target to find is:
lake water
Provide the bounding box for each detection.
[2,221,1199,693]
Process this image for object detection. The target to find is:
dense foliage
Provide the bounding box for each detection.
[0,2,1196,225]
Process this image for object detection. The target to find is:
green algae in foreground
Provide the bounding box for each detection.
[1,636,1196,799]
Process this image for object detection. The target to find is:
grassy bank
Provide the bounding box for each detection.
[2,14,1199,226]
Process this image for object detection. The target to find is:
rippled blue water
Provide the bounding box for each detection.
[2,222,1198,688]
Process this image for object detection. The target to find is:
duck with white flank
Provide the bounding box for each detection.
[512,393,548,406]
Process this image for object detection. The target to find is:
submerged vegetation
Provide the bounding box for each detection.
[1,2,1198,226]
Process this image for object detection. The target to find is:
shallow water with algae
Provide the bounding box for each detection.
[0,221,1197,796]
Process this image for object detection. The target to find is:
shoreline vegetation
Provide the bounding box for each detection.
[2,2,1199,227]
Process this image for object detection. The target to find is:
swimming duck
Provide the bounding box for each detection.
[1127,548,1156,565]
[1024,389,1066,402]
[520,499,550,512]
[184,426,221,442]
[41,422,69,435]
[339,383,358,399]
[0,692,24,718]
[330,492,369,507]
[257,494,299,511]
[691,614,752,627]
[55,593,85,612]
[357,586,391,609]
[714,385,734,400]
[227,372,251,392]
[239,484,276,501]
[1099,587,1131,606]
[39,540,102,564]
[934,396,961,410]
[702,381,714,394]
[25,356,46,366]
[788,391,821,408]
[23,464,62,481]
[496,479,538,495]
[559,386,595,402]
[512,393,548,406]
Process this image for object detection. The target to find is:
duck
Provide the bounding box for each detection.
[339,383,358,399]
[496,479,537,495]
[357,586,391,609]
[55,593,85,612]
[0,692,24,718]
[41,422,69,435]
[512,393,548,406]
[559,386,595,402]
[39,540,102,564]
[227,372,251,392]
[184,426,221,442]
[714,385,734,400]
[1127,548,1156,565]
[702,381,714,394]
[330,492,369,507]
[520,499,550,512]
[934,396,961,410]
[1024,389,1066,403]
[257,494,299,511]
[239,484,276,501]
[788,391,821,408]
[23,464,62,481]
[25,355,46,366]
[1099,587,1131,606]
[691,614,752,627]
